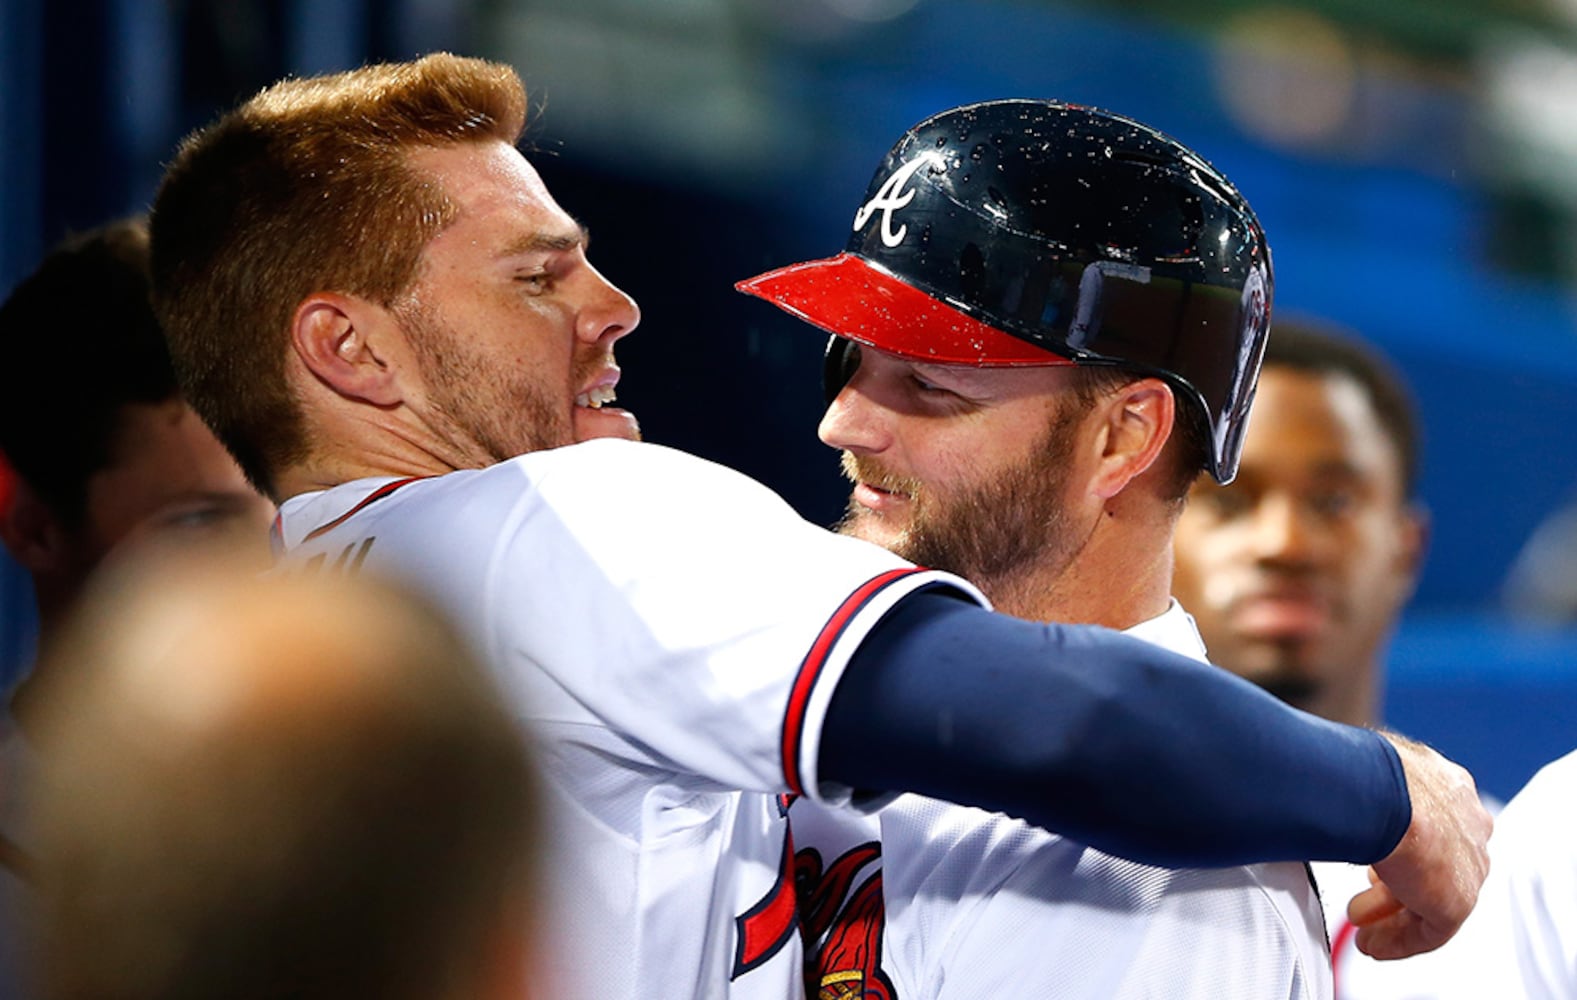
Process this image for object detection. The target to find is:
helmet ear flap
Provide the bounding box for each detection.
[822,337,860,405]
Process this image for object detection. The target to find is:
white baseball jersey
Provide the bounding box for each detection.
[1416,748,1577,999]
[1480,750,1577,997]
[792,602,1332,999]
[271,439,983,1000]
[1314,827,1492,1000]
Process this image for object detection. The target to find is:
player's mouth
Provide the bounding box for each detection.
[573,369,640,442]
[575,384,618,409]
[841,452,920,515]
[853,480,912,513]
[1230,587,1331,642]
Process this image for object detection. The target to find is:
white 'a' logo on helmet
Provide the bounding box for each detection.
[853,152,945,248]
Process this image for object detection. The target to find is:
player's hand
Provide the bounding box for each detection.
[1348,731,1492,960]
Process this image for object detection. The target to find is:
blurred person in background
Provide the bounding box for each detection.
[0,217,273,695]
[1172,319,1427,732]
[1172,320,1476,999]
[24,558,545,1000]
[1502,488,1577,623]
[0,216,273,997]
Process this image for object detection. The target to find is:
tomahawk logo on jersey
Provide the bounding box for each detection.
[796,839,893,1000]
[272,438,984,999]
[744,792,898,1000]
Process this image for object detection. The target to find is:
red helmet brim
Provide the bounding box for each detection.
[736,253,1071,367]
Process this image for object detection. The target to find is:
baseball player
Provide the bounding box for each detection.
[1424,748,1577,998]
[1172,321,1426,736]
[1171,323,1501,999]
[739,99,1329,998]
[149,54,1487,998]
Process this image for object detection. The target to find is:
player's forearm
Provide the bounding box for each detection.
[819,592,1410,868]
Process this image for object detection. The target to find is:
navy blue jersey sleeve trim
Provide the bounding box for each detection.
[819,591,1409,869]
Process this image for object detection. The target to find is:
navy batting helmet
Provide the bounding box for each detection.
[737,99,1272,484]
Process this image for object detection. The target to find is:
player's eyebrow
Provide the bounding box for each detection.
[501,223,590,258]
[908,359,995,388]
[1308,459,1369,482]
[909,360,969,379]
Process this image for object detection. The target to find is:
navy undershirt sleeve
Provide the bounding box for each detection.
[819,589,1410,869]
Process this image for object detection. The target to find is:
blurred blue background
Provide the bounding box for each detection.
[2,0,1576,800]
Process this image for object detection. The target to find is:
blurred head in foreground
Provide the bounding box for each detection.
[26,560,541,1000]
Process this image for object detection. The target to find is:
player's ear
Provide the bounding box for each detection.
[0,478,76,576]
[1089,377,1173,500]
[1392,501,1430,602]
[289,292,403,407]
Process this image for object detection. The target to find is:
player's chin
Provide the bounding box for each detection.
[1229,657,1323,709]
[835,509,903,549]
[573,405,641,443]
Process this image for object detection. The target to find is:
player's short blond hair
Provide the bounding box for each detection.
[150,53,528,497]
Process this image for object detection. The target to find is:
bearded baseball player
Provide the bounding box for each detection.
[149,54,1488,998]
[741,98,1332,998]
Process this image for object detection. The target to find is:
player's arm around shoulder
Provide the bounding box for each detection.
[1346,731,1493,961]
[490,438,973,794]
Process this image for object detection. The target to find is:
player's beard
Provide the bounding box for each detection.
[1216,632,1335,716]
[835,407,1084,596]
[398,300,573,465]
[1251,673,1324,713]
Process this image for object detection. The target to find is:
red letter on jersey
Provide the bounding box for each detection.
[732,832,798,979]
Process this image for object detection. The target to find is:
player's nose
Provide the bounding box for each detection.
[1251,493,1318,567]
[578,265,640,347]
[818,383,889,455]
